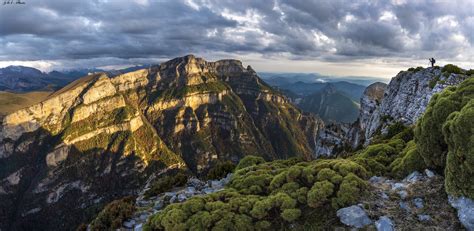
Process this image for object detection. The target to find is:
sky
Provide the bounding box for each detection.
[0,0,473,79]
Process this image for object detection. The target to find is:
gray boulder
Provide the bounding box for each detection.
[449,196,474,231]
[403,171,423,183]
[177,193,187,202]
[398,190,408,200]
[203,187,214,194]
[391,182,407,191]
[134,223,143,231]
[413,198,424,209]
[336,205,372,228]
[399,201,411,213]
[375,216,394,231]
[424,169,435,178]
[123,219,136,229]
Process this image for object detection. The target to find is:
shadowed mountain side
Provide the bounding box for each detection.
[0,126,178,231]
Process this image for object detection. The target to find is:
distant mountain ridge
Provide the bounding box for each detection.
[298,84,360,123]
[266,79,365,123]
[259,72,389,86]
[0,65,148,92]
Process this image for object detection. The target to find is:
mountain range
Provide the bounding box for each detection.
[0,56,472,231]
[0,65,148,93]
[266,80,366,123]
[0,55,322,230]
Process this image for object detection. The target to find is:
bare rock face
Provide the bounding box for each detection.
[314,82,386,157]
[358,82,387,143]
[362,67,467,144]
[314,66,468,157]
[314,123,353,157]
[0,55,322,230]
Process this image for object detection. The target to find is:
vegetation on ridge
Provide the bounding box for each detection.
[144,156,369,230]
[90,196,136,231]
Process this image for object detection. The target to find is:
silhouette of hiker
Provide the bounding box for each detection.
[429,58,436,67]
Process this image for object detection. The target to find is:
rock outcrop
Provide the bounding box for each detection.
[0,55,323,230]
[358,82,387,144]
[314,66,469,157]
[361,67,467,144]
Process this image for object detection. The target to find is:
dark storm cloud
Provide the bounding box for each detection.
[0,0,472,67]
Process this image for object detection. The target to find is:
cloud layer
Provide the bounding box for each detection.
[0,0,472,75]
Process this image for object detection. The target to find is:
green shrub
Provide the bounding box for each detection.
[351,138,405,176]
[235,155,266,171]
[466,69,474,76]
[144,171,188,198]
[332,173,368,209]
[384,122,407,139]
[415,78,474,170]
[390,141,427,178]
[281,208,301,222]
[90,196,136,231]
[429,75,441,89]
[307,180,334,208]
[442,64,463,74]
[145,157,370,230]
[207,161,235,180]
[443,100,474,198]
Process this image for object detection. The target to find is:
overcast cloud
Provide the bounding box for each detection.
[0,0,472,77]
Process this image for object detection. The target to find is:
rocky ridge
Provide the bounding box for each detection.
[361,67,467,144]
[314,66,468,156]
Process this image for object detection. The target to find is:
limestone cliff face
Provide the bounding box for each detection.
[362,67,467,144]
[356,82,387,146]
[314,66,469,157]
[0,55,322,230]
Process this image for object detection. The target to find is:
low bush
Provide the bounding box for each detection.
[351,138,406,176]
[144,157,369,230]
[235,155,266,171]
[144,171,188,198]
[207,161,235,180]
[415,78,474,171]
[390,141,427,178]
[441,64,463,74]
[444,100,474,198]
[90,196,136,231]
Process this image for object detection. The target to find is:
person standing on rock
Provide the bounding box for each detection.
[429,58,436,67]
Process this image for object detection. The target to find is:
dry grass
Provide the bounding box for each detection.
[0,91,52,116]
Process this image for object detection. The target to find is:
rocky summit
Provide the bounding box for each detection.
[0,55,322,230]
[314,66,470,156]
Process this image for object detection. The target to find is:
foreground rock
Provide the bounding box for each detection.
[449,196,474,231]
[336,205,372,228]
[375,216,394,231]
[314,66,468,156]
